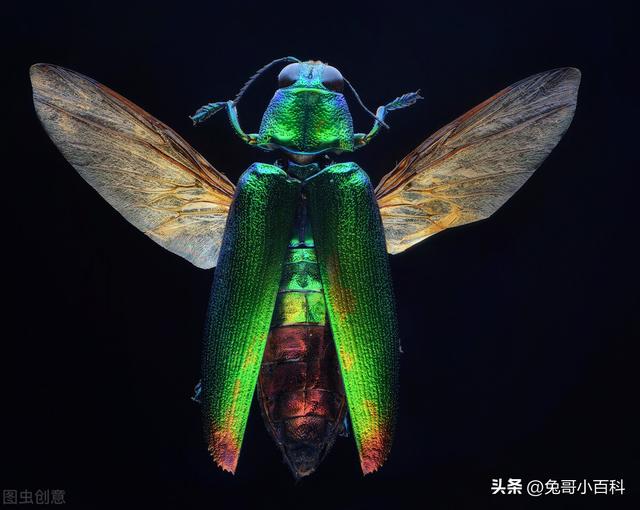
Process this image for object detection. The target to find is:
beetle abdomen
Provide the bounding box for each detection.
[257,240,347,478]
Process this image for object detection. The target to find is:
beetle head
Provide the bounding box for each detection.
[190,57,421,159]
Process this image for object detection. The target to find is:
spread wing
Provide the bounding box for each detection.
[31,63,235,269]
[376,67,581,254]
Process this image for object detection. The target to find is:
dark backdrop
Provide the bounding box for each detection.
[4,1,637,509]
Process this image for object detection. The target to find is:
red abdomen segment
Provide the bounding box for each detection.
[257,241,347,478]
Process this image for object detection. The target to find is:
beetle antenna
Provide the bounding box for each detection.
[344,77,390,130]
[190,56,302,125]
[233,56,302,105]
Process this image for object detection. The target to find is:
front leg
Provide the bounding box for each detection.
[353,91,423,148]
[190,100,260,146]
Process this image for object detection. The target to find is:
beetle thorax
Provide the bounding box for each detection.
[256,61,355,157]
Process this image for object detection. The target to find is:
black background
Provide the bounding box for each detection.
[4,1,637,509]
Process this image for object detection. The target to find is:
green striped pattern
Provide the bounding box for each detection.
[306,162,400,474]
[201,163,299,473]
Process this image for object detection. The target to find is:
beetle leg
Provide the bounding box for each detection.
[354,91,422,148]
[339,414,350,438]
[191,380,202,404]
[353,106,386,148]
[224,101,260,146]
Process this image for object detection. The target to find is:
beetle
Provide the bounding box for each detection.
[30,57,580,478]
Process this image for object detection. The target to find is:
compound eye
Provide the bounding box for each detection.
[278,63,300,88]
[322,65,344,92]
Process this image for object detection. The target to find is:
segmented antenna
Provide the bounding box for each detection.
[384,90,423,111]
[344,78,390,129]
[233,56,301,105]
[190,102,227,124]
[190,56,302,125]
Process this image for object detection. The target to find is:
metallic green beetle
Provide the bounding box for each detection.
[30,57,580,478]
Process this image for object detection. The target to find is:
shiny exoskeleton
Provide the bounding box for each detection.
[190,60,411,477]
